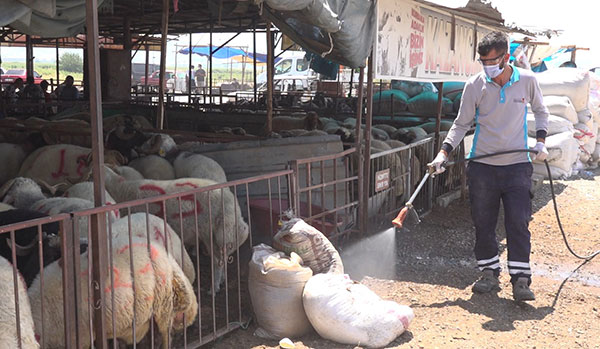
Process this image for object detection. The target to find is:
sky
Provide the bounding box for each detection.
[1,1,600,70]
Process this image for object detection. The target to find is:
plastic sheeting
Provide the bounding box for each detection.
[0,0,104,38]
[259,0,376,68]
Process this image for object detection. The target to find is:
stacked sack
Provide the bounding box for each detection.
[531,68,599,178]
[374,80,456,116]
[249,218,414,348]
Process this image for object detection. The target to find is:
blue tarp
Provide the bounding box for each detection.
[178,46,281,63]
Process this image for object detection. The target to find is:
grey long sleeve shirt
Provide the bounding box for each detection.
[442,65,549,166]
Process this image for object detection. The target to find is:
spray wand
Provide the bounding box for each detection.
[392,166,436,228]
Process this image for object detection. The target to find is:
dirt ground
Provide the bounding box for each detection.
[209,167,600,349]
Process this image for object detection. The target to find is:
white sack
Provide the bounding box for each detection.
[273,218,344,275]
[574,122,595,146]
[526,114,573,137]
[248,244,313,339]
[533,163,573,180]
[303,273,414,348]
[529,131,579,177]
[541,96,578,124]
[536,69,590,112]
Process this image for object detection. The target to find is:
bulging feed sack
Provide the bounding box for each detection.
[273,218,344,275]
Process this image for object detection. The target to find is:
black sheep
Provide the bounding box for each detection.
[0,209,62,287]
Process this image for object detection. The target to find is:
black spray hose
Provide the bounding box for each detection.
[448,148,600,261]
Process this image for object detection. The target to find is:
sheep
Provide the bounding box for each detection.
[128,155,176,180]
[0,143,28,187]
[114,166,145,181]
[269,111,322,134]
[0,209,62,287]
[101,166,249,293]
[17,144,125,186]
[0,178,117,240]
[0,255,39,349]
[385,139,407,149]
[109,213,195,283]
[31,198,118,240]
[391,126,429,144]
[29,240,198,348]
[63,181,119,217]
[136,133,178,159]
[373,124,397,135]
[299,130,329,137]
[173,151,227,183]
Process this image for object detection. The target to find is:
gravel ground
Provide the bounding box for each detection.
[210,167,600,349]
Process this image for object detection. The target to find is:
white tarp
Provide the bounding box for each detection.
[1,0,104,38]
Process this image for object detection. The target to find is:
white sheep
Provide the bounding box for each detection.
[109,213,195,283]
[0,255,39,349]
[0,177,117,240]
[136,133,178,158]
[18,144,92,186]
[114,166,145,181]
[102,166,249,293]
[173,151,227,183]
[0,143,28,187]
[63,181,120,219]
[29,240,198,348]
[0,203,14,212]
[128,155,176,180]
[17,144,125,186]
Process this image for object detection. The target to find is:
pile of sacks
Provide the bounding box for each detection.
[248,218,414,348]
[373,80,463,116]
[530,68,600,178]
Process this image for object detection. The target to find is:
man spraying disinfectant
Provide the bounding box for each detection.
[394,31,549,302]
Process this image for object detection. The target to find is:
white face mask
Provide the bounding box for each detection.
[483,60,505,79]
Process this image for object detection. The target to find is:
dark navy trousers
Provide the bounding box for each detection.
[467,161,533,284]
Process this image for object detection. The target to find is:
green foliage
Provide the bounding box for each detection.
[59,52,83,73]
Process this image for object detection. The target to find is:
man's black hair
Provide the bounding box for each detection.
[477,31,509,57]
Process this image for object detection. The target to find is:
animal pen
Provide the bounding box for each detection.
[0,0,513,347]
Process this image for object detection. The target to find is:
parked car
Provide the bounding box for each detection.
[256,52,317,85]
[132,62,160,85]
[0,69,44,84]
[139,70,174,90]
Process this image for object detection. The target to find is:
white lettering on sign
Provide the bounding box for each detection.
[375,169,390,192]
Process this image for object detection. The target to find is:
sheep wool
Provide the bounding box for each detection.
[18,144,92,186]
[0,255,39,349]
[103,166,248,293]
[0,143,28,188]
[109,213,196,283]
[174,151,227,183]
[28,240,197,348]
[129,155,176,180]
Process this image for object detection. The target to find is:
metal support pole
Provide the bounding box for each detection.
[434,82,444,152]
[85,0,107,347]
[188,31,192,103]
[253,21,257,105]
[144,44,149,92]
[156,0,169,129]
[266,21,274,134]
[354,67,365,232]
[362,54,374,236]
[209,21,213,105]
[25,35,33,81]
[56,39,60,87]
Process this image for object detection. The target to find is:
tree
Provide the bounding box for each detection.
[59,52,83,73]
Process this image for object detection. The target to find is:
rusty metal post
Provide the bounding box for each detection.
[144,44,149,92]
[25,35,33,82]
[253,20,257,105]
[56,39,60,85]
[209,21,214,105]
[156,0,170,129]
[265,21,274,134]
[354,67,365,232]
[188,31,193,103]
[434,82,444,152]
[362,54,374,235]
[85,0,108,347]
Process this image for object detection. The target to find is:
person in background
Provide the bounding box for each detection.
[22,76,43,101]
[194,64,206,92]
[4,77,24,105]
[57,75,79,112]
[428,31,549,302]
[39,80,53,116]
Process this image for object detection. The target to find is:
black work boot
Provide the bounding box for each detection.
[512,277,535,302]
[472,269,501,294]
